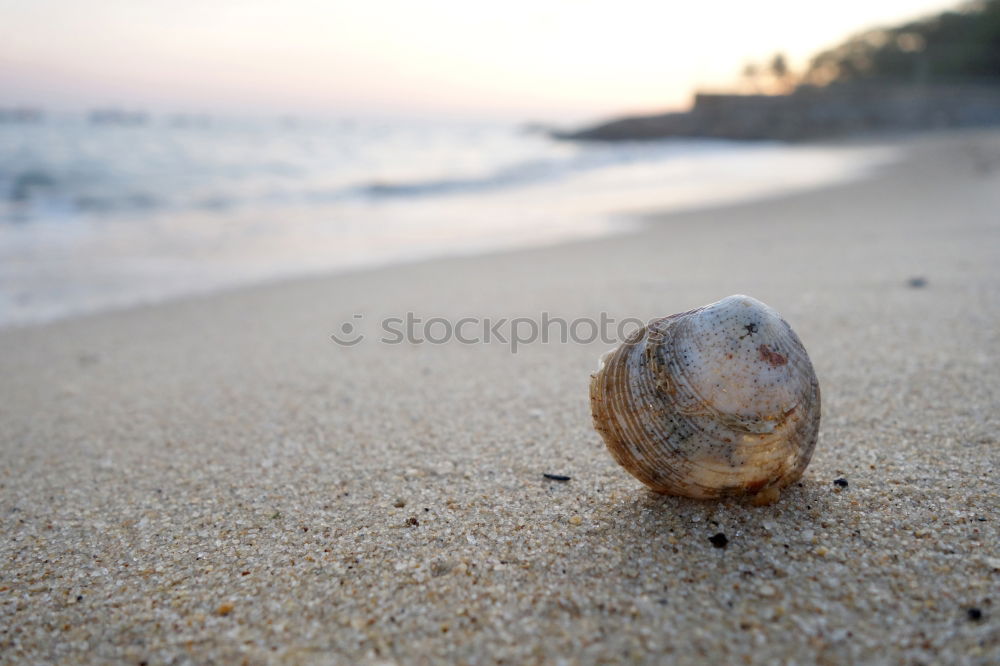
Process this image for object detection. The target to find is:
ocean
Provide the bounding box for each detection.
[0,114,894,327]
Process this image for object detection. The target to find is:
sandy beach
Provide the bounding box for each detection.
[2,129,999,664]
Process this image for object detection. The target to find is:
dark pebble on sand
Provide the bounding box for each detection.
[968,607,983,621]
[907,277,928,288]
[543,473,571,482]
[834,478,849,488]
[709,533,728,549]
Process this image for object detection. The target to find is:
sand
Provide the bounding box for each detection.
[1,129,999,664]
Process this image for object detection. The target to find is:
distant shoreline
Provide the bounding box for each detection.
[557,83,1000,142]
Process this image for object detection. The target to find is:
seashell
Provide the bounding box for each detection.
[590,295,820,504]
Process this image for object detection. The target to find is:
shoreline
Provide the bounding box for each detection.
[1,128,998,663]
[0,136,897,331]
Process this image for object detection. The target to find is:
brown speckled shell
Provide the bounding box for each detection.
[590,295,820,500]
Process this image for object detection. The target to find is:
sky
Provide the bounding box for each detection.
[0,0,960,121]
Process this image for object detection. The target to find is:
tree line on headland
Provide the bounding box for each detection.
[562,0,1000,141]
[803,0,1000,86]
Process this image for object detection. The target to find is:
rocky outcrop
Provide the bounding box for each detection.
[557,84,1000,142]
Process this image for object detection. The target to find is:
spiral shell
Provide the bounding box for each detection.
[590,295,820,503]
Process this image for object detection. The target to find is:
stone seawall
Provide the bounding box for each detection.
[560,84,1000,141]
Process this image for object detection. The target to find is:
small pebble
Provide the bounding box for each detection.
[709,533,728,549]
[907,277,928,288]
[216,603,234,617]
[393,498,406,508]
[543,473,571,482]
[967,608,983,621]
[751,486,781,506]
[834,478,849,488]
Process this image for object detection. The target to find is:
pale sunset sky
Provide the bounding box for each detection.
[0,0,959,120]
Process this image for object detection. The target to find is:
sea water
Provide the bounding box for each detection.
[0,114,894,327]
